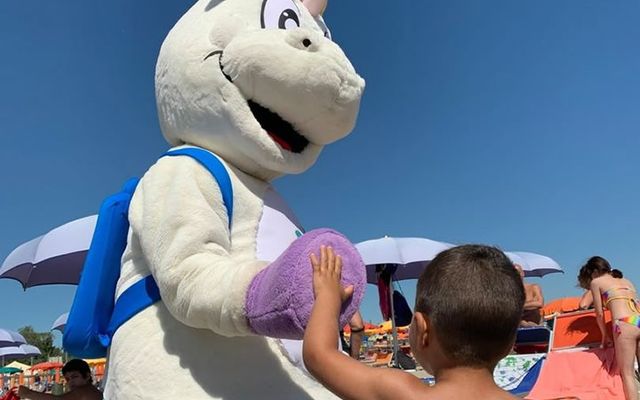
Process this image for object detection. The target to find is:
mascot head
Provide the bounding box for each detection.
[156,0,365,181]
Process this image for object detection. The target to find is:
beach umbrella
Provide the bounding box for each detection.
[355,236,453,369]
[30,361,62,371]
[51,312,69,333]
[506,251,563,278]
[0,330,26,348]
[0,367,21,375]
[0,215,96,288]
[356,237,454,284]
[0,345,41,365]
[4,361,30,372]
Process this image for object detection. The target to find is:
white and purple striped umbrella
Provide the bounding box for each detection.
[51,312,69,333]
[0,344,41,362]
[0,329,26,347]
[356,236,454,283]
[356,237,562,281]
[506,251,563,278]
[0,215,96,289]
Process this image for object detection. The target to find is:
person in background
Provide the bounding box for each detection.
[340,311,365,360]
[579,256,639,400]
[303,244,524,400]
[17,359,102,400]
[515,264,544,327]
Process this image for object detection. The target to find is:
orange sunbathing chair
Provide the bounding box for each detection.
[549,309,612,351]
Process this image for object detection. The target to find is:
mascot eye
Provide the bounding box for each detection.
[261,0,301,30]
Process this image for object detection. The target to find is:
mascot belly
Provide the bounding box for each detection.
[104,0,366,398]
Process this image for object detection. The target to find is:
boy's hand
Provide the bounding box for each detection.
[310,246,354,304]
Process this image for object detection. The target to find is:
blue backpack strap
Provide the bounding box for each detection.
[101,276,160,347]
[104,147,233,344]
[164,147,233,228]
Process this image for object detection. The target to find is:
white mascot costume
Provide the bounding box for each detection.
[105,0,366,398]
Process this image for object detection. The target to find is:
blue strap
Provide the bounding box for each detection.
[164,147,233,228]
[103,276,160,346]
[105,147,233,345]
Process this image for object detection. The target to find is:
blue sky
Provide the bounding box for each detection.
[1,1,639,346]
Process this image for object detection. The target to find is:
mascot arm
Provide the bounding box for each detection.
[129,156,263,337]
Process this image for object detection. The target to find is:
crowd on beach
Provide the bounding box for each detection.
[7,247,639,400]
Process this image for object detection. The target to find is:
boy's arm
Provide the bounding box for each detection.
[303,247,424,400]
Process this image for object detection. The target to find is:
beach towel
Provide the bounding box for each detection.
[542,297,582,317]
[526,348,624,400]
[494,353,545,391]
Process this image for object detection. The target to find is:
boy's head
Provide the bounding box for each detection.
[62,359,92,390]
[411,245,524,371]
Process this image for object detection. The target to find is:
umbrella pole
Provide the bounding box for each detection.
[388,270,399,368]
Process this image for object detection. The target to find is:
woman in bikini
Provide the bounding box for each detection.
[579,256,640,400]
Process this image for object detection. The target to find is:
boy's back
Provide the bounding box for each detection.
[303,244,525,400]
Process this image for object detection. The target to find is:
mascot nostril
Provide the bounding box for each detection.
[102,0,366,398]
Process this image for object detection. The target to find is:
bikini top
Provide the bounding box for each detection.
[601,287,640,314]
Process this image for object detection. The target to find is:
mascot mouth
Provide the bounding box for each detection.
[247,100,309,153]
[207,49,310,153]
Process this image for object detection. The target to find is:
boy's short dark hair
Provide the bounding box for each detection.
[415,245,525,368]
[62,358,92,379]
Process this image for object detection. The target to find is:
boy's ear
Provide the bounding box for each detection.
[414,311,430,347]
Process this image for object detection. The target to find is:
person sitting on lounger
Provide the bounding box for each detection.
[515,264,544,327]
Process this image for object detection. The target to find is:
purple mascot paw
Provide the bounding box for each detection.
[245,228,366,339]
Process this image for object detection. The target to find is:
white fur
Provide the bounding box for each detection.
[106,0,363,397]
[156,0,364,180]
